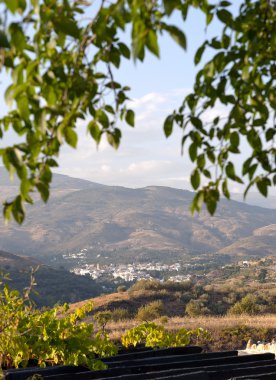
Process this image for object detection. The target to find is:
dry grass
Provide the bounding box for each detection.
[102,314,276,351]
[105,314,276,341]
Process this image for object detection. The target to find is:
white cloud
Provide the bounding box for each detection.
[55,88,195,189]
[55,87,270,195]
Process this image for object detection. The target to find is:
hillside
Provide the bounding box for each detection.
[218,225,276,257]
[0,169,276,264]
[0,250,103,306]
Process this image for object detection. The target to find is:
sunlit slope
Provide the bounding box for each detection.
[0,171,275,261]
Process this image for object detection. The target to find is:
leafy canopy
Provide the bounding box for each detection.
[0,0,275,222]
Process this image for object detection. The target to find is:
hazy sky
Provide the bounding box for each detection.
[1,4,275,197]
[55,7,224,191]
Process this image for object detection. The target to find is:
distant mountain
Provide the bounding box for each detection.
[218,224,276,258]
[0,170,276,263]
[0,250,103,306]
[0,167,103,202]
[231,192,276,209]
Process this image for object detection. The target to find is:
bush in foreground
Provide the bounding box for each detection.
[121,322,209,349]
[0,283,117,370]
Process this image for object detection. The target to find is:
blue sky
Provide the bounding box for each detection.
[1,3,275,197]
[55,7,224,190]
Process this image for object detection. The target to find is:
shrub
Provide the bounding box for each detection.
[94,311,112,331]
[110,308,131,322]
[121,322,208,349]
[0,282,117,370]
[136,300,164,321]
[117,285,127,293]
[185,299,210,317]
[130,280,161,292]
[228,294,260,315]
[159,316,168,325]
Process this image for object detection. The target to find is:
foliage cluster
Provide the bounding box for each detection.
[110,308,131,322]
[130,279,193,293]
[212,325,275,351]
[0,0,274,222]
[124,279,276,317]
[121,322,209,349]
[0,278,210,372]
[228,294,260,315]
[136,300,164,321]
[0,282,117,370]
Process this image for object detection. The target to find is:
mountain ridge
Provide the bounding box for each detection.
[0,172,275,264]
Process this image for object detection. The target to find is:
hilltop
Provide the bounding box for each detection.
[0,169,276,266]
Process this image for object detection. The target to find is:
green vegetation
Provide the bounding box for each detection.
[94,311,113,333]
[0,0,274,222]
[90,264,276,318]
[122,322,208,349]
[0,281,117,370]
[228,294,260,316]
[136,300,164,321]
[0,276,213,371]
[185,299,210,317]
[110,308,131,322]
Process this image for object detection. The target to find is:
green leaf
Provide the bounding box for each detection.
[190,117,203,130]
[36,181,49,202]
[118,43,131,59]
[163,115,174,138]
[197,154,205,170]
[96,110,109,129]
[5,83,26,106]
[107,129,121,150]
[225,161,236,180]
[88,120,101,144]
[203,169,211,179]
[3,202,13,224]
[230,131,239,147]
[206,199,217,215]
[206,12,214,25]
[17,95,30,122]
[194,44,206,65]
[256,177,268,197]
[191,169,200,190]
[125,110,135,127]
[12,196,25,224]
[164,25,186,50]
[217,9,233,26]
[20,179,31,198]
[220,1,231,6]
[190,191,204,214]
[4,0,18,13]
[30,0,39,12]
[207,150,216,164]
[64,128,78,148]
[248,164,258,180]
[17,0,26,13]
[222,179,230,199]
[9,23,25,51]
[189,142,197,162]
[0,31,10,48]
[146,30,159,57]
[54,18,80,38]
[163,0,179,15]
[242,65,249,81]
